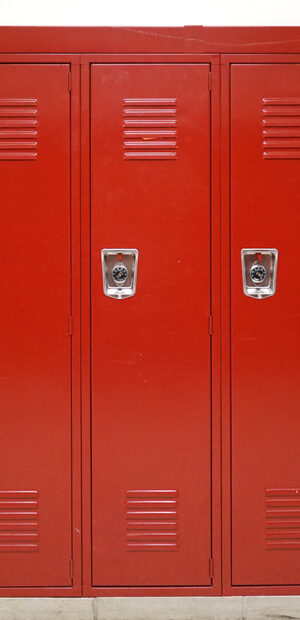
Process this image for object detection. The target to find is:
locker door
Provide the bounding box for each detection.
[231,63,300,585]
[0,64,72,587]
[91,64,212,586]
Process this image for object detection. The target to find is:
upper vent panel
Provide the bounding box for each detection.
[0,98,38,161]
[123,98,178,160]
[262,98,300,159]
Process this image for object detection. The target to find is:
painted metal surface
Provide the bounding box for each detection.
[230,61,300,587]
[1,26,300,54]
[90,63,212,588]
[0,28,300,598]
[0,64,72,588]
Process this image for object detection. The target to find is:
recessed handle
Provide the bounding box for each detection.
[241,248,278,299]
[101,249,139,300]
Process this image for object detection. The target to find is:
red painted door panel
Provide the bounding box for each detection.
[231,64,300,585]
[0,64,72,586]
[91,64,212,586]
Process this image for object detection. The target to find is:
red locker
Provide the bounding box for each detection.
[90,63,213,587]
[0,64,73,587]
[1,27,300,598]
[230,62,300,587]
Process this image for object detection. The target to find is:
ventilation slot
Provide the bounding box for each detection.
[0,490,39,552]
[123,98,177,160]
[266,488,300,550]
[126,489,178,551]
[0,98,38,161]
[262,98,300,159]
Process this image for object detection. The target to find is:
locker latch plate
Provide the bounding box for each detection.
[241,248,278,299]
[101,249,138,299]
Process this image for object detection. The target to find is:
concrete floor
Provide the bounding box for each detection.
[1,597,300,620]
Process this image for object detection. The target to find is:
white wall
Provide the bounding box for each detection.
[0,0,300,27]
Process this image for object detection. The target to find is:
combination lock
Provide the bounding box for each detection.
[112,264,128,284]
[250,263,267,283]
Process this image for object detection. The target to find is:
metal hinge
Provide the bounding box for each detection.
[68,72,72,91]
[209,557,214,579]
[209,315,213,335]
[68,315,73,336]
[69,558,74,580]
[208,72,212,91]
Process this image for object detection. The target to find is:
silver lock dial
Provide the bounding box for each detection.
[112,264,128,284]
[250,263,267,283]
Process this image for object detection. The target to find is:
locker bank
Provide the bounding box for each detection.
[1,26,300,598]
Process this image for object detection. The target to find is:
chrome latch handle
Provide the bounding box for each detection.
[101,249,139,299]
